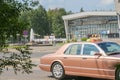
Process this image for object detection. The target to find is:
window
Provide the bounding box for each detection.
[98,42,120,54]
[64,44,82,55]
[83,44,99,56]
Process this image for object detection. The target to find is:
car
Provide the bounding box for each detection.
[39,41,120,80]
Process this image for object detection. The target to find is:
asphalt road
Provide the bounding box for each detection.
[0,46,108,80]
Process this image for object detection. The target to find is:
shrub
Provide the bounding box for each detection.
[81,37,88,41]
[71,38,77,42]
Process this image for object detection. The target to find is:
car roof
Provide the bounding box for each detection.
[95,41,117,44]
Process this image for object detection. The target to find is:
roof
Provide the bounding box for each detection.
[62,11,117,20]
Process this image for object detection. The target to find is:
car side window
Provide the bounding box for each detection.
[64,44,82,55]
[83,44,99,56]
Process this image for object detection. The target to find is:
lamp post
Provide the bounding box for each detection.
[16,34,20,44]
[10,35,13,44]
[37,34,40,43]
[23,35,28,44]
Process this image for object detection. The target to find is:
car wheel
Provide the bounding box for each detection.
[115,68,120,80]
[51,62,65,80]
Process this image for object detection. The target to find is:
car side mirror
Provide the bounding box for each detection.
[94,52,102,57]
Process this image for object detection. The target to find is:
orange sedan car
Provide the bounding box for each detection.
[39,42,120,80]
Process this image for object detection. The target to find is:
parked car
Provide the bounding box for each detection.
[39,41,120,80]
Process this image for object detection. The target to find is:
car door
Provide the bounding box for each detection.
[62,44,83,74]
[79,43,101,77]
[97,42,118,79]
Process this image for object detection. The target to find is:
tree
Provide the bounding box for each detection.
[67,10,73,14]
[0,0,38,74]
[31,5,50,37]
[47,8,67,38]
[47,9,54,35]
[19,11,31,30]
[0,0,20,49]
[80,8,84,12]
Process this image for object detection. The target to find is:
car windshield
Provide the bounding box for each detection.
[97,42,120,55]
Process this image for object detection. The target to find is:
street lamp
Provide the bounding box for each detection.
[23,35,28,44]
[16,34,20,44]
[10,35,13,44]
[37,34,40,43]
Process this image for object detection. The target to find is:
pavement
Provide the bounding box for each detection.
[0,45,62,80]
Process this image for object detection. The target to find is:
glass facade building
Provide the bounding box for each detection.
[63,12,119,40]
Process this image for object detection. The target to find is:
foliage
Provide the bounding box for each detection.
[0,0,39,49]
[18,11,31,30]
[31,5,50,37]
[0,0,19,50]
[81,37,88,41]
[0,46,36,74]
[19,6,69,38]
[47,8,67,38]
[67,10,73,14]
[80,8,84,12]
[0,0,38,75]
[71,38,77,42]
[66,38,77,43]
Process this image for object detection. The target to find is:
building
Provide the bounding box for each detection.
[115,0,120,33]
[62,12,119,40]
[115,0,120,14]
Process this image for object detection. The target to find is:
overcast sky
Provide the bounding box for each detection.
[40,0,115,12]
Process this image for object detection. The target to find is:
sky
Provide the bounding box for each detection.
[39,0,115,12]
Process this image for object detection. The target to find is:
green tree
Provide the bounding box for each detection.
[31,5,50,37]
[19,11,31,30]
[18,10,33,38]
[47,8,67,38]
[47,9,54,35]
[0,0,20,49]
[67,10,73,14]
[0,0,38,74]
[80,8,84,12]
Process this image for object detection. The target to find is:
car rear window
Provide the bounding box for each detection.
[64,44,82,55]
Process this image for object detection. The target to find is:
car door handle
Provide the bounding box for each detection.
[82,58,87,59]
[63,57,67,59]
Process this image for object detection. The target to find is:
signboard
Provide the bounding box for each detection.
[23,30,28,35]
[115,0,120,14]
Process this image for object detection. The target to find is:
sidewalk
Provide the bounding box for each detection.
[30,45,61,53]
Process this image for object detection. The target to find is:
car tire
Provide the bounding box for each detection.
[51,62,65,80]
[115,68,120,80]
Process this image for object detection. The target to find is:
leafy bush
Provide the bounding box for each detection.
[71,38,77,42]
[66,40,70,43]
[81,37,88,41]
[0,46,36,75]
